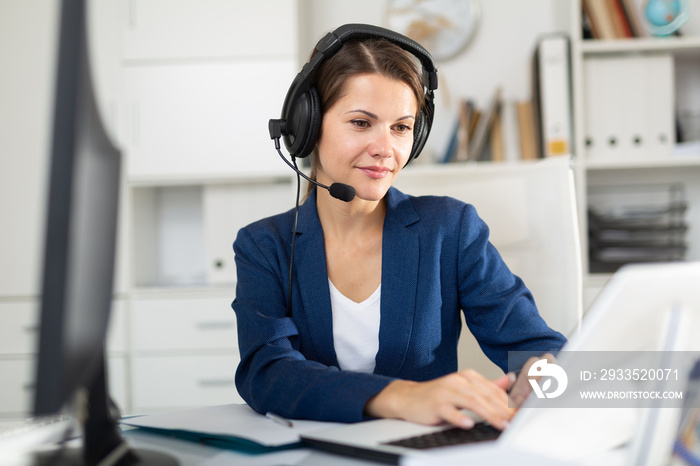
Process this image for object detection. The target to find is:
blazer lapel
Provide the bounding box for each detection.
[294,189,339,367]
[374,188,420,376]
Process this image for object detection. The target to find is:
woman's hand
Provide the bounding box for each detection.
[364,369,515,430]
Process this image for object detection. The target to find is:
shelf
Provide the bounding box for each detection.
[129,285,235,298]
[128,171,294,188]
[580,36,700,56]
[402,158,553,176]
[584,155,700,170]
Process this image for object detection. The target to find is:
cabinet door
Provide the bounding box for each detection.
[203,181,293,284]
[0,301,39,355]
[0,299,125,355]
[124,59,296,179]
[0,297,128,417]
[108,356,129,415]
[0,357,129,418]
[108,300,128,354]
[131,354,242,411]
[0,359,35,416]
[130,296,237,351]
[124,0,297,60]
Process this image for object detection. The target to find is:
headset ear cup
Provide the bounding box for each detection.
[408,112,426,165]
[284,86,321,158]
[296,87,321,158]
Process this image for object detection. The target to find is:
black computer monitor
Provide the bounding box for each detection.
[32,1,175,464]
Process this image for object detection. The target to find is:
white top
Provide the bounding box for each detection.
[329,279,381,373]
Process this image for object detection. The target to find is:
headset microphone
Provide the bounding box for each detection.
[269,120,356,202]
[327,183,355,202]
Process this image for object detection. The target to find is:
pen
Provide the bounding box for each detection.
[265,412,294,428]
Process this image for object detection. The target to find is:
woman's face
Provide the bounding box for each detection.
[315,73,418,202]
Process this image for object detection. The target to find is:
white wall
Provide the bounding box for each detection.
[0,0,58,297]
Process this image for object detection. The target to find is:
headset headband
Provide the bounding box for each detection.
[271,23,438,163]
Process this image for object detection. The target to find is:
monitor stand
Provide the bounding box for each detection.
[32,353,178,466]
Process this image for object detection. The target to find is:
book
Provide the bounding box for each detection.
[490,104,505,162]
[620,0,649,37]
[441,116,460,163]
[454,99,474,162]
[581,3,596,39]
[583,0,618,39]
[468,87,502,161]
[517,100,538,160]
[608,0,634,38]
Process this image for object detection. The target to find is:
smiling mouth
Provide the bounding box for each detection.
[358,166,391,179]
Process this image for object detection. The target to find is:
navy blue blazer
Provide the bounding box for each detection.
[232,187,566,423]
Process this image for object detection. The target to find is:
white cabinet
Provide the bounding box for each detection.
[129,293,242,412]
[130,296,237,351]
[121,0,299,181]
[123,59,297,179]
[202,181,296,284]
[130,180,294,288]
[0,359,35,417]
[0,301,39,417]
[123,0,297,60]
[116,0,300,414]
[0,301,38,355]
[0,299,128,419]
[0,0,301,419]
[567,2,700,300]
[131,354,242,412]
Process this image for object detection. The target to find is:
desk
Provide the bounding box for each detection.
[0,427,642,466]
[123,427,634,466]
[123,428,388,466]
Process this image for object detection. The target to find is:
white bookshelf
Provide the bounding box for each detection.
[568,0,700,300]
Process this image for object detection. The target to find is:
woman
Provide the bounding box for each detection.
[233,25,566,431]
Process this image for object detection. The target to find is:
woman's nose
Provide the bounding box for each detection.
[368,127,392,158]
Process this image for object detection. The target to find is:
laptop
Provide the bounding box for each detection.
[301,262,700,464]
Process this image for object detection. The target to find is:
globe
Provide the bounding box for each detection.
[644,0,689,36]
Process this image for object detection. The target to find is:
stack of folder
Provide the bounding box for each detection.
[119,403,340,454]
[588,184,688,273]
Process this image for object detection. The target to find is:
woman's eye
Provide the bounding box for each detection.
[394,124,412,133]
[351,120,370,128]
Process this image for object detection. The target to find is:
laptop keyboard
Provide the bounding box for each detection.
[0,414,72,438]
[382,422,501,450]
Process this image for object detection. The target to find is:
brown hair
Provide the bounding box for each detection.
[304,37,426,199]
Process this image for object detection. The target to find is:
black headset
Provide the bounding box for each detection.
[269,23,438,166]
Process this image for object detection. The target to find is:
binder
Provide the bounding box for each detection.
[500,99,521,162]
[533,34,573,158]
[583,54,674,161]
